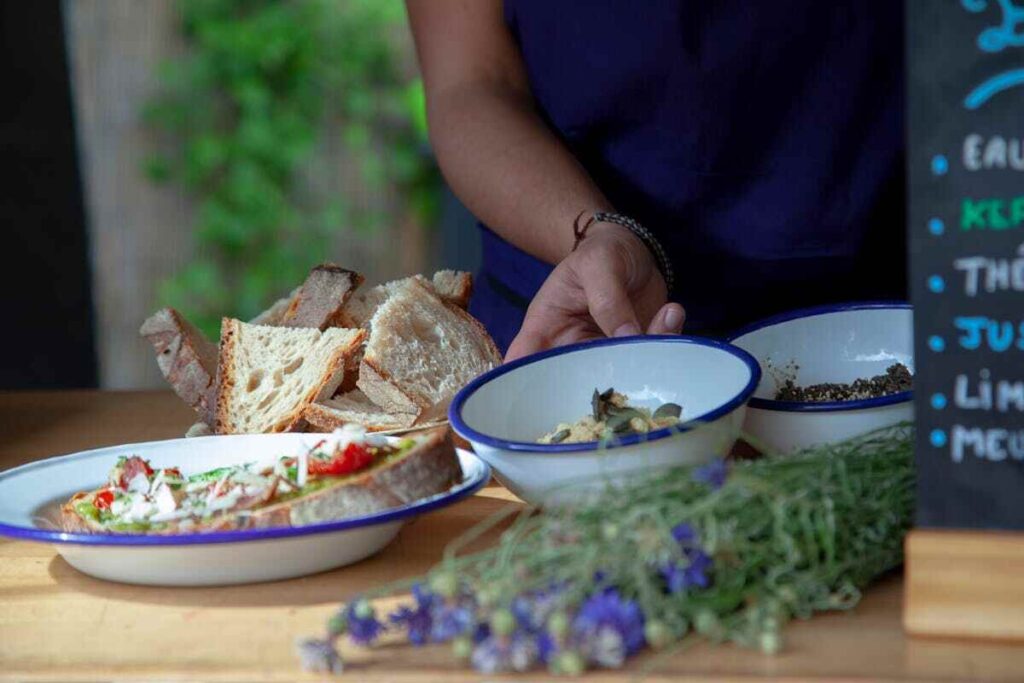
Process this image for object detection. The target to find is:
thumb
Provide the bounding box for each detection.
[584,274,642,338]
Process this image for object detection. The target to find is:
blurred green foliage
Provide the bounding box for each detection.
[144,0,439,338]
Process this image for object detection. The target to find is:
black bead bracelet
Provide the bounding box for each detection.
[572,211,675,294]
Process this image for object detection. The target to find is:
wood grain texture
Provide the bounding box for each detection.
[63,0,195,390]
[2,392,1024,681]
[905,529,1024,640]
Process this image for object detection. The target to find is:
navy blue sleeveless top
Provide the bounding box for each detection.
[469,1,906,353]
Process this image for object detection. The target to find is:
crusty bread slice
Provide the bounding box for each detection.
[302,390,418,432]
[59,427,460,534]
[279,263,364,330]
[214,319,366,434]
[431,270,473,309]
[140,308,219,423]
[248,264,364,329]
[337,271,473,329]
[249,286,300,326]
[357,278,501,423]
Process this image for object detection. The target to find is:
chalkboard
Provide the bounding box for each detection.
[908,1,1024,530]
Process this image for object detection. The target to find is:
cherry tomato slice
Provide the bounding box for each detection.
[94,490,115,510]
[308,443,375,477]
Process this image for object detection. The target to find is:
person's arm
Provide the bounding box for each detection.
[406,0,684,358]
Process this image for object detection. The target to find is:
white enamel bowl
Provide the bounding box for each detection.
[0,433,489,586]
[449,336,760,507]
[727,303,914,454]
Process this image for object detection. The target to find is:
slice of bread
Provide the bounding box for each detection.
[248,264,364,329]
[140,308,219,423]
[249,286,300,326]
[214,319,366,434]
[302,390,418,432]
[59,427,461,534]
[279,263,364,330]
[357,278,501,423]
[431,270,473,309]
[337,271,473,329]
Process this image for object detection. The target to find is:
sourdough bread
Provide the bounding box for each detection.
[140,308,219,423]
[431,270,473,309]
[338,271,473,329]
[249,286,300,326]
[58,427,459,534]
[214,319,366,434]
[280,263,364,330]
[357,278,501,422]
[302,391,418,432]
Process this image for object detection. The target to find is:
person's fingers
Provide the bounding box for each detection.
[505,285,562,361]
[646,302,686,335]
[505,320,550,362]
[583,273,642,338]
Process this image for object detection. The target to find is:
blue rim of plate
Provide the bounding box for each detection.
[725,301,914,413]
[0,448,490,546]
[448,335,761,453]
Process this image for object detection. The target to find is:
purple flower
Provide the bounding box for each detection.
[661,523,713,593]
[511,588,562,633]
[536,631,558,664]
[661,549,712,592]
[344,601,383,645]
[470,635,508,674]
[473,621,491,644]
[431,604,473,642]
[389,583,476,645]
[294,637,344,674]
[389,583,441,645]
[693,458,729,489]
[671,523,696,544]
[471,634,538,673]
[572,588,645,657]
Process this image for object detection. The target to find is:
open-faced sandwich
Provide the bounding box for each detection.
[60,426,460,535]
[140,265,502,437]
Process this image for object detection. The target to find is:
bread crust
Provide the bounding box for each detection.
[58,428,459,535]
[441,297,503,367]
[280,263,364,330]
[357,357,425,416]
[302,399,418,433]
[213,320,367,434]
[431,270,473,309]
[249,286,300,326]
[139,308,219,423]
[357,278,502,421]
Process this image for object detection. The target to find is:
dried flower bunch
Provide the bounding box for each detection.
[298,425,914,676]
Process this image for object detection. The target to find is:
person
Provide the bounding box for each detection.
[406,1,906,361]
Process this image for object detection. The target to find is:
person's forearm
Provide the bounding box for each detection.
[426,81,613,265]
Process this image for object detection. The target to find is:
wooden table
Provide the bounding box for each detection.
[2,391,1024,681]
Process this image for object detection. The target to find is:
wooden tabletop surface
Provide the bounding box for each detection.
[2,390,1024,682]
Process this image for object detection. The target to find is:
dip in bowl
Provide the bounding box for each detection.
[449,336,760,507]
[727,302,914,454]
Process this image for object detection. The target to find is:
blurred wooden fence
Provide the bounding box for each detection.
[63,0,436,389]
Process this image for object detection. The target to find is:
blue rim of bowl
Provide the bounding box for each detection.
[448,335,762,453]
[0,450,490,547]
[725,301,914,413]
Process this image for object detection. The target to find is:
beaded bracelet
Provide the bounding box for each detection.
[572,210,675,294]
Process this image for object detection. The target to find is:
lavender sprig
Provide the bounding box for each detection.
[299,425,914,676]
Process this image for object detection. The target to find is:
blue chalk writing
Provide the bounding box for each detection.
[961,0,1024,108]
[965,69,1024,109]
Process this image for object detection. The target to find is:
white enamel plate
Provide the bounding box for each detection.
[0,434,489,586]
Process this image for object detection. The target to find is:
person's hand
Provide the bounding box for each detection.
[505,223,685,361]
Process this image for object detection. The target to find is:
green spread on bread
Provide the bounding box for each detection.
[64,427,420,533]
